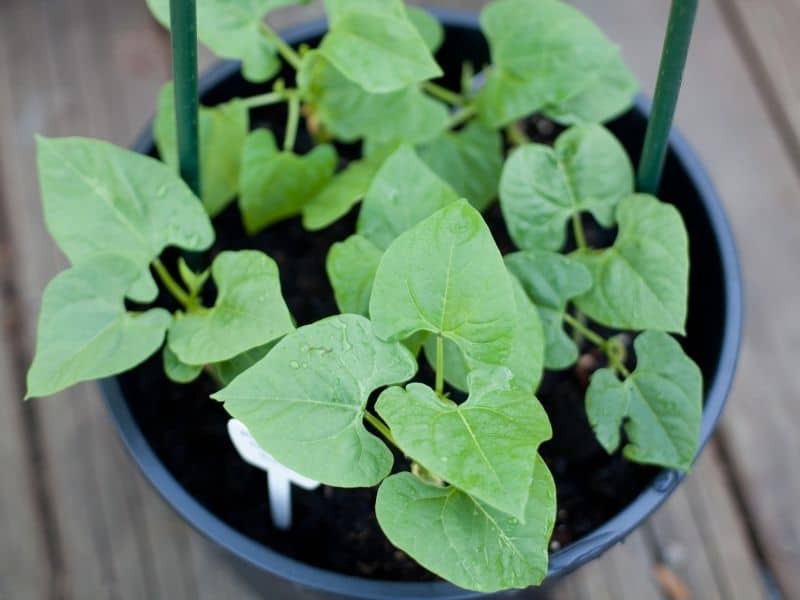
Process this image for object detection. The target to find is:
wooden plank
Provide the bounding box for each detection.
[572,0,800,597]
[719,0,800,166]
[0,0,255,598]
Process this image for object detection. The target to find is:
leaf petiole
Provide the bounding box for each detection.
[153,258,194,309]
[364,410,399,448]
[435,334,445,397]
[422,81,465,106]
[445,104,477,130]
[283,92,301,151]
[571,213,588,249]
[563,312,631,377]
[241,91,289,110]
[505,122,531,147]
[259,22,302,69]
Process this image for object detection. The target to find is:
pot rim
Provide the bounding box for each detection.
[103,10,744,599]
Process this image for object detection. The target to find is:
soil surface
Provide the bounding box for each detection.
[121,113,657,579]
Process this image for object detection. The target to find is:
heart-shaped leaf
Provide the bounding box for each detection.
[586,332,702,470]
[375,455,556,593]
[543,51,638,125]
[154,83,248,217]
[370,200,516,366]
[356,145,458,250]
[418,121,504,211]
[163,345,203,384]
[574,194,689,333]
[302,158,381,231]
[422,275,545,393]
[26,255,171,398]
[499,124,633,251]
[506,250,593,369]
[326,234,383,315]
[476,0,621,127]
[377,371,551,520]
[319,3,441,93]
[298,53,448,146]
[36,137,214,303]
[213,314,417,486]
[239,130,337,234]
[168,251,293,365]
[147,0,310,82]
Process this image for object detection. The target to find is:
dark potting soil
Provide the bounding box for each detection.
[120,113,657,582]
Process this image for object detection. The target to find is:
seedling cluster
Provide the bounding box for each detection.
[27,0,701,592]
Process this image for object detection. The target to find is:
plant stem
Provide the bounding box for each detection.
[169,0,201,198]
[364,411,398,448]
[422,81,465,106]
[446,104,477,130]
[241,91,287,109]
[571,213,588,250]
[505,122,531,147]
[563,313,606,348]
[260,22,302,69]
[637,0,699,194]
[283,92,301,151]
[153,258,193,309]
[563,313,632,378]
[435,334,445,397]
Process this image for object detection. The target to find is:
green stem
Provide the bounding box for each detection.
[446,104,477,130]
[563,313,632,378]
[422,81,465,106]
[241,91,288,110]
[435,334,445,397]
[571,213,588,250]
[637,0,699,194]
[505,122,531,147]
[260,22,302,70]
[169,0,201,198]
[153,258,193,309]
[283,92,301,151]
[364,411,398,448]
[563,313,606,348]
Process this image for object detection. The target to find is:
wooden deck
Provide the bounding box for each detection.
[0,0,795,598]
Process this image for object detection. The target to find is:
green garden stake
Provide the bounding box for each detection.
[169,0,201,197]
[637,0,699,195]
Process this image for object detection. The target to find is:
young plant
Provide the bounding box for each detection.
[26,0,702,593]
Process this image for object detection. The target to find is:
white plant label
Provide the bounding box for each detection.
[227,418,320,530]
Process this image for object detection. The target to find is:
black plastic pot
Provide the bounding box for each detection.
[103,11,743,599]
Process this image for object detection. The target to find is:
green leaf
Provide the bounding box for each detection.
[298,52,448,145]
[370,200,516,366]
[323,0,406,24]
[319,4,442,93]
[585,368,629,453]
[476,0,622,127]
[499,124,633,251]
[573,194,689,333]
[326,234,383,316]
[154,83,248,217]
[168,250,293,365]
[177,257,210,297]
[421,276,545,394]
[586,332,702,470]
[26,255,171,398]
[418,121,504,211]
[406,6,444,53]
[146,0,309,82]
[375,455,556,592]
[506,250,593,369]
[377,372,550,520]
[163,345,203,384]
[543,51,638,125]
[209,340,277,386]
[239,130,337,234]
[36,137,214,303]
[301,158,380,231]
[356,145,459,250]
[212,314,417,487]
